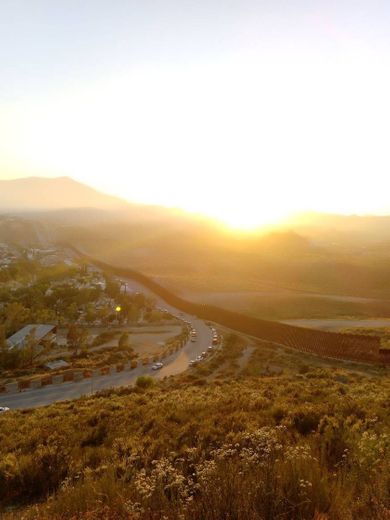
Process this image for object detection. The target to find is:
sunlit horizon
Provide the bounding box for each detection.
[3,172,390,233]
[1,1,390,229]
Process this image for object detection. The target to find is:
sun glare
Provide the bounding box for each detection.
[2,53,390,224]
[218,211,287,230]
[203,203,291,230]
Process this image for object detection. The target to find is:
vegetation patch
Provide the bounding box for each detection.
[0,368,389,519]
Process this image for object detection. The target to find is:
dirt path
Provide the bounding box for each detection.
[237,345,255,371]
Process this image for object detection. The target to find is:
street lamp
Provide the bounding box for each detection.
[115,305,121,325]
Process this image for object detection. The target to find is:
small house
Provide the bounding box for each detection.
[7,324,57,351]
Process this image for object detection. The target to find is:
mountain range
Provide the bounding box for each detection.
[2,176,390,242]
[0,176,126,212]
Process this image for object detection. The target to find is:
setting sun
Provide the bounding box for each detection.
[1,54,390,227]
[192,198,292,230]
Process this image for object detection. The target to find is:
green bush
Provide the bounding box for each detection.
[135,375,155,389]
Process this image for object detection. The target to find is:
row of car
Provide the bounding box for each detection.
[168,310,195,337]
[211,327,219,345]
[152,307,220,369]
[189,344,216,366]
[151,309,195,370]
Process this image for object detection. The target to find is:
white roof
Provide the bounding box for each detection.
[7,324,56,350]
[44,359,69,370]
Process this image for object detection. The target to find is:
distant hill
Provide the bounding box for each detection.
[0,216,52,247]
[0,176,127,212]
[288,211,390,244]
[0,177,200,228]
[2,176,390,302]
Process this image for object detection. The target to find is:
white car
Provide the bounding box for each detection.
[152,362,164,370]
[0,406,10,414]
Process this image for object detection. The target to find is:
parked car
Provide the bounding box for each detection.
[0,406,10,414]
[208,345,213,351]
[152,362,164,370]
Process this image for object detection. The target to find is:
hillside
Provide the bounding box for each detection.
[3,177,390,313]
[0,216,52,247]
[289,212,390,244]
[57,218,390,302]
[1,346,389,519]
[0,177,126,212]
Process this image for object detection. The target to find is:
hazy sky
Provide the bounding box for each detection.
[1,1,390,227]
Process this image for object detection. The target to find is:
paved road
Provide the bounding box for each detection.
[1,276,212,410]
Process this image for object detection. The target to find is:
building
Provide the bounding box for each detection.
[6,324,57,351]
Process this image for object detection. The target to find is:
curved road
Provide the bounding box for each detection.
[0,276,213,410]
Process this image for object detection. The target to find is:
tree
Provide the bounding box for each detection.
[33,308,57,324]
[0,325,9,369]
[0,325,7,352]
[118,332,130,349]
[146,310,164,323]
[105,276,120,298]
[97,307,110,325]
[65,303,79,322]
[4,302,30,335]
[127,305,140,324]
[0,324,23,370]
[67,324,89,356]
[22,327,39,366]
[85,304,96,324]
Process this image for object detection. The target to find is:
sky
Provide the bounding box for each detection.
[1,0,390,228]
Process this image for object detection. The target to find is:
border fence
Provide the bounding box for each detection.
[71,250,382,365]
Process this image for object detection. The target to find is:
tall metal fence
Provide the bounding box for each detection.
[72,249,381,364]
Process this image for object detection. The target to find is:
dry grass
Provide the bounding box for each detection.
[0,347,389,519]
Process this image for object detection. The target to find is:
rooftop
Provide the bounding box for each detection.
[7,324,56,350]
